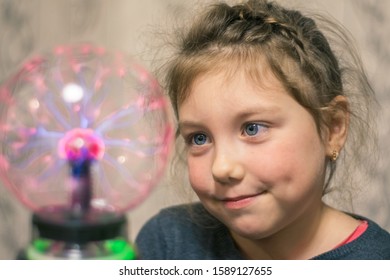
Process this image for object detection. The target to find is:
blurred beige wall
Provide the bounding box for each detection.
[0,0,389,259]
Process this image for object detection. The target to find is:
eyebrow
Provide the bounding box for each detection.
[234,105,282,119]
[178,121,204,132]
[178,105,282,131]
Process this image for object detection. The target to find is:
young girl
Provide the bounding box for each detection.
[135,0,390,259]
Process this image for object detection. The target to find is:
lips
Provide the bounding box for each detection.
[220,192,266,210]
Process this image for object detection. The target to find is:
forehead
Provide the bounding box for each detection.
[175,47,272,105]
[179,68,291,119]
[187,60,286,100]
[177,46,303,105]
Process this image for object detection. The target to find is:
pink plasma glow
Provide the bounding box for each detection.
[58,128,105,161]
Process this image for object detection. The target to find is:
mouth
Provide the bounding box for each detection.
[220,192,266,210]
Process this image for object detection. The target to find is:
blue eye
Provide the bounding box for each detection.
[192,133,208,145]
[244,123,265,136]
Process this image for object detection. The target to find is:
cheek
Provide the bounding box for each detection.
[187,157,211,194]
[247,134,326,190]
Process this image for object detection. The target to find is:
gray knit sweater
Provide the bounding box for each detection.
[135,203,390,260]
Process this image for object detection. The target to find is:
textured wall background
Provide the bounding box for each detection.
[0,0,389,259]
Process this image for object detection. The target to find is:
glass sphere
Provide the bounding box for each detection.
[0,44,173,214]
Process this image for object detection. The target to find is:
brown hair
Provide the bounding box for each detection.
[161,0,378,207]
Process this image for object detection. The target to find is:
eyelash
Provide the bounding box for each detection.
[186,133,209,146]
[183,122,268,147]
[241,122,268,137]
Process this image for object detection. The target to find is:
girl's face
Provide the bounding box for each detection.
[178,69,328,240]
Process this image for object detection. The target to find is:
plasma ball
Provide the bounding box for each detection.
[58,128,105,161]
[0,44,174,213]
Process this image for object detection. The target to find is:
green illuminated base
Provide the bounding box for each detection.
[25,238,137,260]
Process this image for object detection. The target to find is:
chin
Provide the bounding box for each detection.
[229,223,273,240]
[218,212,276,240]
[203,201,280,239]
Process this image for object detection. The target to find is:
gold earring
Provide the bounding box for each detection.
[331,150,339,162]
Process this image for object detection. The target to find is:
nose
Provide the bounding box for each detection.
[211,146,245,185]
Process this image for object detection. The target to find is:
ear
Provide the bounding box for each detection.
[324,95,349,159]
